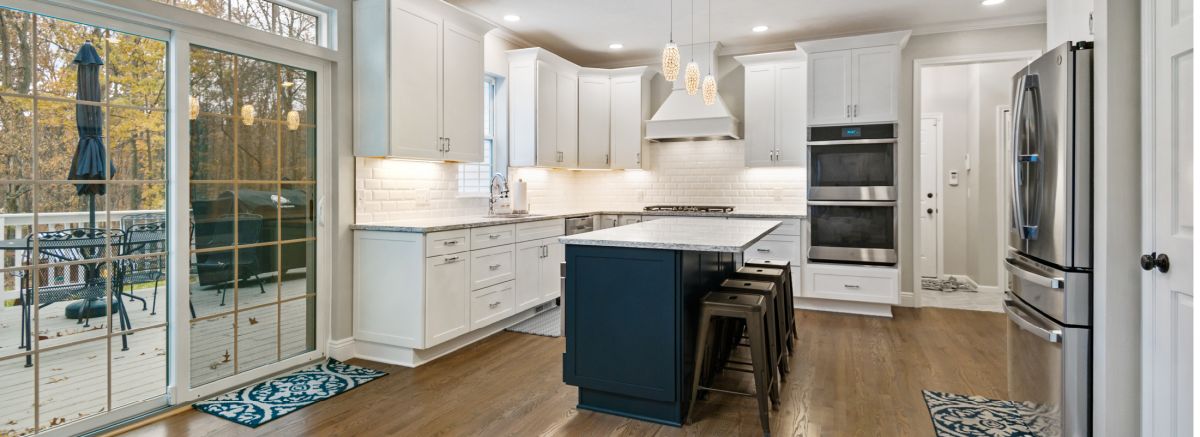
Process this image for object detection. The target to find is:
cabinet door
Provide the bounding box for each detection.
[441,22,484,162]
[609,77,644,169]
[556,72,579,167]
[535,61,558,166]
[577,75,611,169]
[807,50,852,126]
[743,64,777,167]
[388,5,443,159]
[514,239,544,311]
[425,253,470,347]
[775,62,807,166]
[850,46,899,123]
[540,237,564,301]
[596,214,620,229]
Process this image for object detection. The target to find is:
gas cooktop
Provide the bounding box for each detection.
[642,205,735,213]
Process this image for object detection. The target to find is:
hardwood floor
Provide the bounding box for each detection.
[120,307,1006,437]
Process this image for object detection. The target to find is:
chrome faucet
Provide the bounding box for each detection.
[489,173,509,215]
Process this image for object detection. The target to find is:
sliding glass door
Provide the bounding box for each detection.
[186,45,318,390]
[0,7,169,435]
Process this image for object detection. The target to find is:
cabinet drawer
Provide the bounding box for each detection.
[426,229,470,257]
[470,281,515,330]
[516,218,565,242]
[805,264,898,304]
[618,215,642,226]
[470,244,515,290]
[741,218,802,236]
[471,224,516,250]
[744,234,802,265]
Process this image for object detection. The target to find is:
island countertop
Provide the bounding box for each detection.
[557,217,781,252]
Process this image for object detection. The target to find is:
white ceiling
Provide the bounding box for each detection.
[448,0,1045,67]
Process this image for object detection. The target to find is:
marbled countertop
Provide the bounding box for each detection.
[557,218,782,252]
[352,209,806,233]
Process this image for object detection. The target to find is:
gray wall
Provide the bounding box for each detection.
[898,24,1045,294]
[920,64,974,278]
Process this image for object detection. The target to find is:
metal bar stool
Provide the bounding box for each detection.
[733,265,794,356]
[745,258,797,343]
[688,291,777,436]
[720,278,789,380]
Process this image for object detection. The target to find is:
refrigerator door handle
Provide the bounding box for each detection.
[1011,73,1044,241]
[1010,74,1027,236]
[1005,257,1065,289]
[1004,298,1062,343]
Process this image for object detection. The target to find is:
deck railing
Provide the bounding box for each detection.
[0,210,164,295]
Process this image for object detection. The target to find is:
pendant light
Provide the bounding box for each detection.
[701,0,717,105]
[683,0,700,95]
[661,0,680,82]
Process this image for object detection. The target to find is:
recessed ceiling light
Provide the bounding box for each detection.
[609,43,624,49]
[752,25,769,33]
[981,0,1004,5]
[503,14,520,22]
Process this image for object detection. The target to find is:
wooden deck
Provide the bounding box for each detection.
[0,270,313,436]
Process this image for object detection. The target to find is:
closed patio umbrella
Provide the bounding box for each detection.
[68,40,114,228]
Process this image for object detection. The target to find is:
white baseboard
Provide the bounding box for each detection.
[327,337,356,361]
[899,290,916,307]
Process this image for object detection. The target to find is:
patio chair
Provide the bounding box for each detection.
[19,228,132,367]
[193,213,268,307]
[119,220,167,315]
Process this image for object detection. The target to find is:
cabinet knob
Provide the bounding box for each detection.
[927,208,934,214]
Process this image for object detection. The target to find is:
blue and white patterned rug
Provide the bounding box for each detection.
[193,359,387,428]
[923,390,1037,437]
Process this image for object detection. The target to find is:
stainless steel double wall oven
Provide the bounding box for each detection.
[807,123,898,265]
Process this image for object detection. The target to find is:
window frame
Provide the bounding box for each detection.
[457,74,498,198]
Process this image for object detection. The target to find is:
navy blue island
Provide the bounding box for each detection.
[558,218,782,426]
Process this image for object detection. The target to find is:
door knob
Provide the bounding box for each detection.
[926,208,933,214]
[1140,252,1170,273]
[927,193,933,198]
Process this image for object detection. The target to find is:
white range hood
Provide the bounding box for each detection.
[645,42,741,142]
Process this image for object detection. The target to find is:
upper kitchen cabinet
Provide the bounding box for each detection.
[509,48,580,168]
[608,67,654,170]
[798,31,909,126]
[1045,0,1093,49]
[577,71,611,169]
[353,0,492,160]
[735,51,807,167]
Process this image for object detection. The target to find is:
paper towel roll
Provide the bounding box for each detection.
[512,179,529,213]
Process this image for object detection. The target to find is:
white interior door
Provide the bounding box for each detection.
[918,115,942,278]
[1145,0,1193,434]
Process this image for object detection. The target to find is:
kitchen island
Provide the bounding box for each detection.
[558,218,781,426]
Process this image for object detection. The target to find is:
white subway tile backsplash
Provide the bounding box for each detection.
[355,140,806,222]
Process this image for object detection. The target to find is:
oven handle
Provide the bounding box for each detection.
[807,200,897,207]
[807,138,897,146]
[1004,257,1064,289]
[1003,299,1062,343]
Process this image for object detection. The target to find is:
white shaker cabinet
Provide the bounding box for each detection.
[608,67,654,170]
[1045,0,1094,50]
[509,48,580,167]
[798,31,908,126]
[577,73,612,169]
[514,236,564,311]
[735,51,807,167]
[353,0,491,160]
[424,251,470,346]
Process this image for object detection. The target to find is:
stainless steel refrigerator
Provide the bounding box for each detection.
[1005,41,1092,437]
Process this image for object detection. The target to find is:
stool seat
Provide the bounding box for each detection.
[703,291,767,312]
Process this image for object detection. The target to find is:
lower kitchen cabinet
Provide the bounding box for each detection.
[352,217,565,367]
[515,236,564,311]
[426,252,471,346]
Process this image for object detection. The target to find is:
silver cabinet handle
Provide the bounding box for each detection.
[845,105,850,118]
[636,152,641,165]
[1004,258,1064,289]
[437,137,444,151]
[489,264,502,271]
[444,256,460,263]
[444,240,458,246]
[1004,299,1062,343]
[843,284,860,289]
[605,153,610,165]
[488,234,501,239]
[853,104,858,117]
[756,248,771,252]
[489,301,501,309]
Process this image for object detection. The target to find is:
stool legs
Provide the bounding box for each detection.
[687,307,715,425]
[745,311,774,435]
